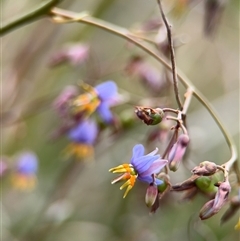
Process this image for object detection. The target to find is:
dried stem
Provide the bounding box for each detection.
[156,0,183,110]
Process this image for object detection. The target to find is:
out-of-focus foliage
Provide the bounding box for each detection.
[1,0,239,241]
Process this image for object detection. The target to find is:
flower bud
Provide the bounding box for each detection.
[192,161,217,176]
[168,134,189,171]
[199,199,216,220]
[135,106,164,125]
[145,183,158,207]
[199,180,231,220]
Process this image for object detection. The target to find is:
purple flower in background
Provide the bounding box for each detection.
[71,81,118,123]
[109,144,168,198]
[12,151,38,190]
[17,152,38,175]
[66,119,98,158]
[95,81,118,123]
[48,43,89,67]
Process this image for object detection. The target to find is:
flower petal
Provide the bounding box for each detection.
[68,119,98,144]
[138,175,163,185]
[131,144,145,162]
[140,159,168,177]
[95,81,117,101]
[146,147,159,157]
[133,155,160,174]
[97,102,113,123]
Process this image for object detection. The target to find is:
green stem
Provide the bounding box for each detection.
[50,7,237,167]
[0,0,63,36]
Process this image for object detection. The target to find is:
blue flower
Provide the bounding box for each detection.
[17,152,38,175]
[66,119,98,158]
[109,144,168,198]
[71,81,118,123]
[95,81,118,123]
[12,151,38,190]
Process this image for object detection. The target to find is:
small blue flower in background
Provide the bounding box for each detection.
[65,119,98,159]
[95,81,118,123]
[71,81,118,123]
[12,151,38,191]
[109,144,168,198]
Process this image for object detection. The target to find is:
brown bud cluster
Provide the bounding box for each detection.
[192,161,217,176]
[135,106,164,125]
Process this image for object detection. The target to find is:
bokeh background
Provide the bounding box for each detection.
[2,0,239,241]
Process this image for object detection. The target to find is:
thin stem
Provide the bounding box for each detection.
[0,0,63,36]
[48,8,237,167]
[182,88,194,116]
[157,0,183,110]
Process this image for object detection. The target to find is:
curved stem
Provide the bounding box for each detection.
[0,0,63,36]
[49,7,237,166]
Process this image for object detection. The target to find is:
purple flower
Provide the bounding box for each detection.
[109,144,168,198]
[17,152,38,175]
[68,119,98,145]
[66,119,98,158]
[71,81,118,123]
[12,151,38,190]
[95,81,118,123]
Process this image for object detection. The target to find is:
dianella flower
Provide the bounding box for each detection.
[70,81,118,123]
[65,119,98,159]
[109,144,168,198]
[11,151,38,191]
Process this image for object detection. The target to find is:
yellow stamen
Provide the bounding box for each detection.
[111,173,131,184]
[109,164,135,174]
[119,175,137,198]
[64,143,94,159]
[11,174,37,191]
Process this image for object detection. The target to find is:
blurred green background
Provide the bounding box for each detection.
[2,0,239,241]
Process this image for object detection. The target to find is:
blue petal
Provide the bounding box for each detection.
[17,152,38,174]
[131,144,145,162]
[140,159,168,177]
[68,119,98,144]
[138,175,163,185]
[97,102,113,123]
[95,81,117,101]
[133,155,160,174]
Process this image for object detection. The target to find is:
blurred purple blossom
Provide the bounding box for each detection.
[68,119,98,145]
[48,43,89,67]
[17,151,38,175]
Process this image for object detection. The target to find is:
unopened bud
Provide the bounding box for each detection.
[135,106,164,125]
[192,161,217,176]
[168,134,190,171]
[199,199,216,220]
[199,180,231,220]
[213,181,231,210]
[145,183,158,207]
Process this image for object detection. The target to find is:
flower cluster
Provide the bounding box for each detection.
[54,80,119,160]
